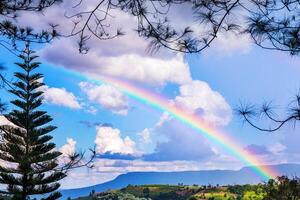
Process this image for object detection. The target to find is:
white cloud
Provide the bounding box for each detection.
[18,1,192,86]
[41,41,192,86]
[42,86,81,109]
[95,126,137,155]
[138,128,152,144]
[189,14,252,57]
[268,143,286,154]
[145,118,217,161]
[79,82,128,115]
[18,1,251,59]
[98,54,191,86]
[0,116,20,129]
[202,31,252,57]
[60,138,77,156]
[155,112,171,127]
[211,32,252,56]
[0,116,12,126]
[86,106,98,115]
[17,1,251,91]
[174,80,232,126]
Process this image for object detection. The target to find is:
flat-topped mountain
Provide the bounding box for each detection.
[60,163,300,199]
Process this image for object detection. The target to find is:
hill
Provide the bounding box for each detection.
[60,163,300,199]
[69,184,269,200]
[71,185,239,200]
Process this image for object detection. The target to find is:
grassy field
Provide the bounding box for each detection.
[71,184,264,200]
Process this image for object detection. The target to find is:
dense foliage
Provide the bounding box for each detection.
[263,176,300,200]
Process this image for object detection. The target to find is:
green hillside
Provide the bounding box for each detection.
[70,184,262,200]
[70,176,300,200]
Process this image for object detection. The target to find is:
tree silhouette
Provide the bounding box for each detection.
[0,45,95,200]
[143,187,150,198]
[237,95,300,132]
[0,1,63,105]
[0,0,61,53]
[263,176,300,200]
[0,46,65,199]
[2,0,300,55]
[65,0,300,55]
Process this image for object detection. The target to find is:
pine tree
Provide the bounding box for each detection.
[0,46,66,200]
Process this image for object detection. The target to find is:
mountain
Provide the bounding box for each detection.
[60,163,300,199]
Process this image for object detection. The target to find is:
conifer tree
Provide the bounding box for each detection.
[0,46,66,200]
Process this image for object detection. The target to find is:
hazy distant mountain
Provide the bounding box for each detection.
[60,163,300,199]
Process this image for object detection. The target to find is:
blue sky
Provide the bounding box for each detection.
[1,2,300,189]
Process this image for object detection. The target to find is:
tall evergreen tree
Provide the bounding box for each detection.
[0,46,66,200]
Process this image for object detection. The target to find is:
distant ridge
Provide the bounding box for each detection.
[60,163,300,199]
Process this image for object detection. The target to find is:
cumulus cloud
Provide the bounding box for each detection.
[16,1,251,92]
[86,106,98,115]
[269,143,286,154]
[16,1,192,86]
[215,32,251,55]
[138,128,152,144]
[18,1,251,59]
[0,116,20,129]
[189,12,252,57]
[124,81,232,162]
[60,138,77,156]
[144,118,216,161]
[41,86,81,109]
[97,54,191,85]
[204,32,252,57]
[79,82,128,115]
[0,116,12,126]
[57,138,77,165]
[174,80,232,126]
[95,126,138,155]
[155,112,171,128]
[41,41,192,86]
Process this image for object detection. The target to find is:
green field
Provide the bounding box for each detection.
[71,184,266,200]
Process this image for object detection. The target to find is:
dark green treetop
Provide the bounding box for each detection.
[0,46,66,200]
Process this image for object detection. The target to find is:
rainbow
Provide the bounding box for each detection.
[72,70,279,180]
